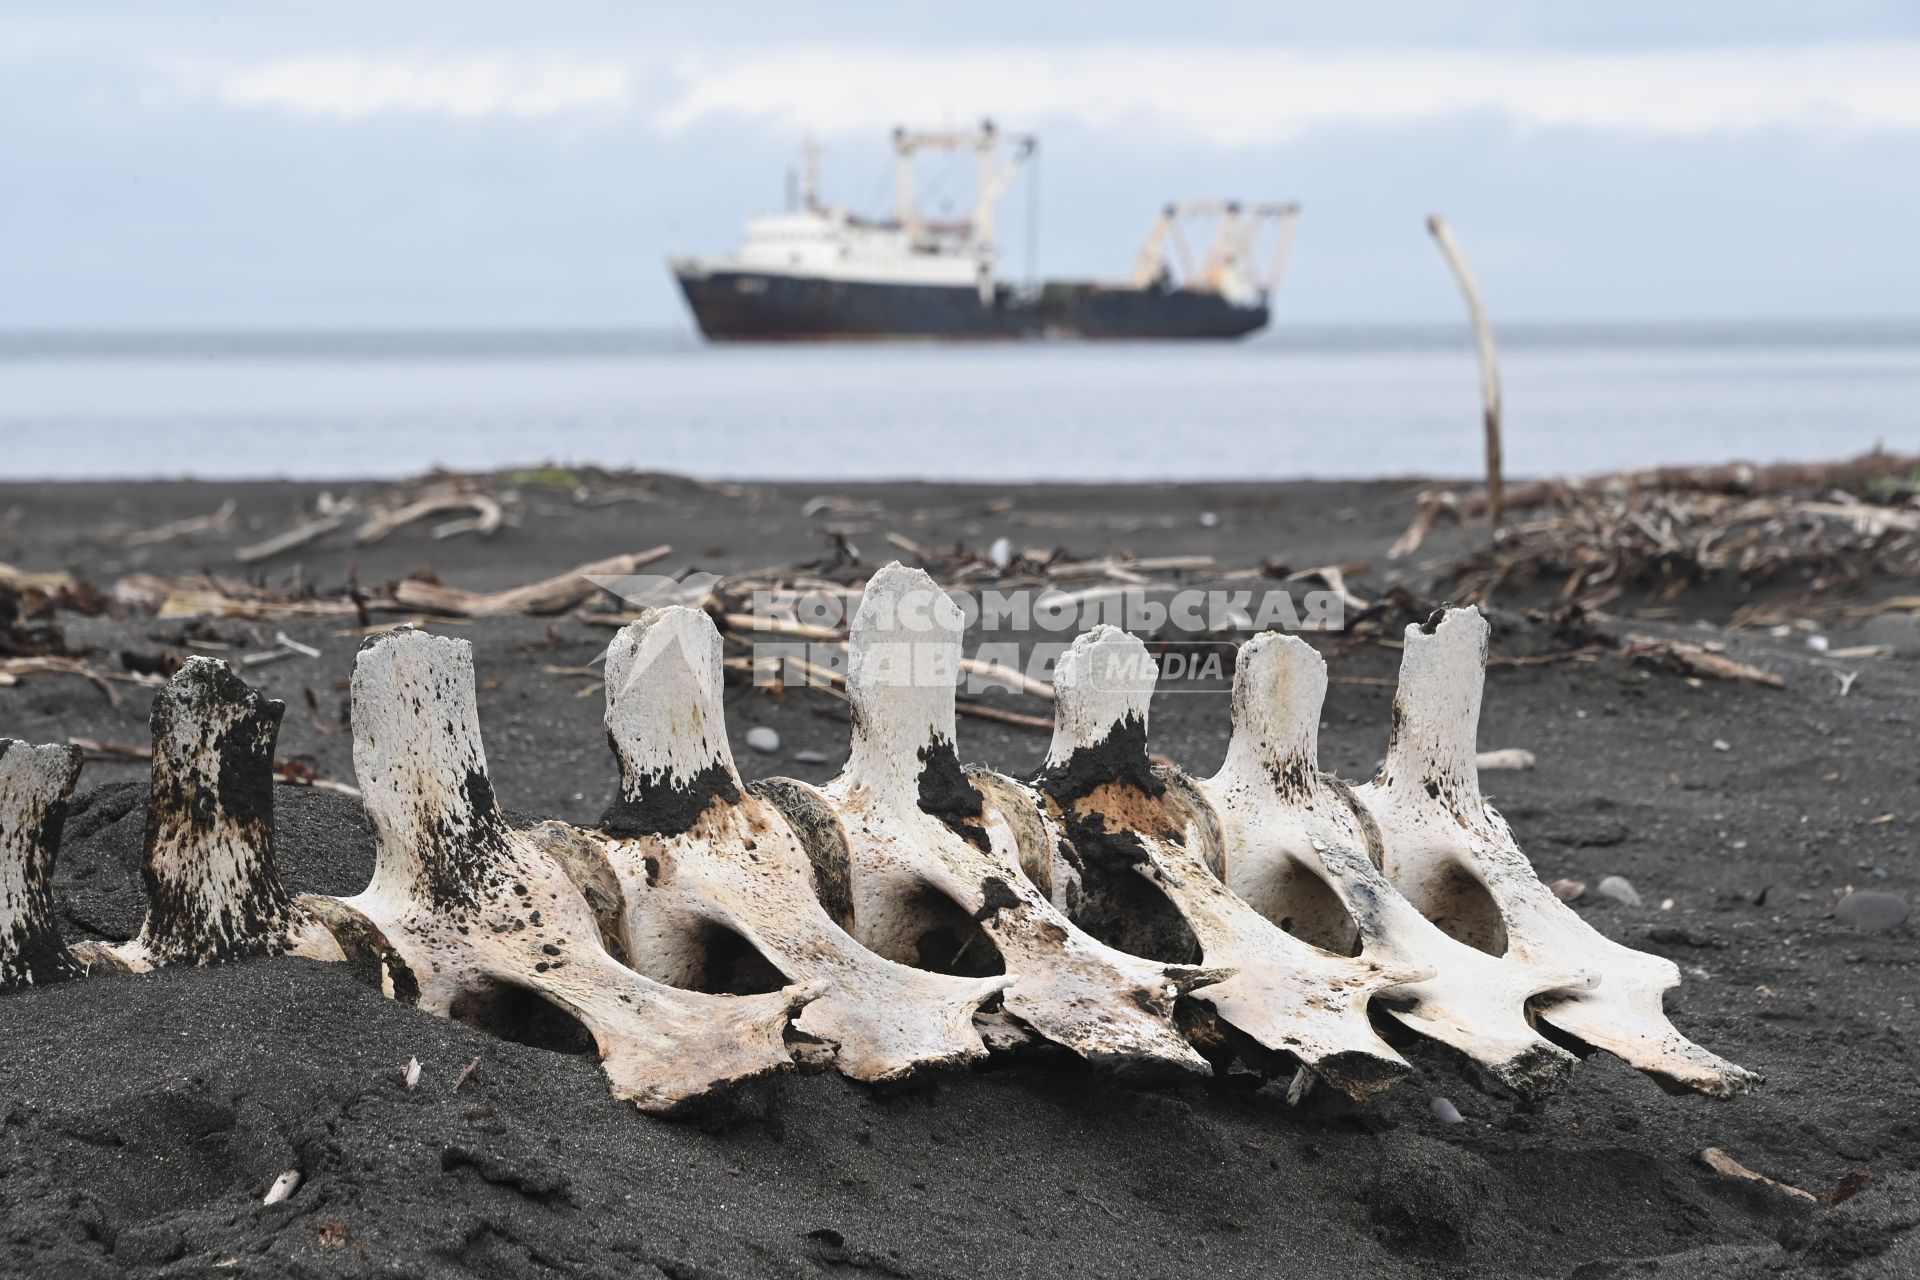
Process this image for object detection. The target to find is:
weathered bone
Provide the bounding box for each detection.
[1005,626,1416,1099]
[327,628,815,1111]
[1196,632,1586,1097]
[1353,607,1758,1097]
[5,592,1757,1109]
[757,563,1213,1081]
[523,606,1005,1083]
[79,658,343,971]
[0,739,84,989]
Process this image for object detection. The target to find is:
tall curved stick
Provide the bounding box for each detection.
[1427,214,1504,529]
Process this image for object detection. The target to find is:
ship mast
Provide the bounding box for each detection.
[800,134,822,214]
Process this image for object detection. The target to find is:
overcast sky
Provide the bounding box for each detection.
[3,3,1917,328]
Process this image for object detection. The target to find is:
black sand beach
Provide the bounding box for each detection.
[2,473,1916,1279]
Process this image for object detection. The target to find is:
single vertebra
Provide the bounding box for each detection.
[1352,607,1758,1097]
[0,739,84,989]
[77,658,343,971]
[325,628,817,1112]
[524,605,1006,1083]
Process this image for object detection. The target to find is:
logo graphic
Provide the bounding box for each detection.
[579,572,1342,696]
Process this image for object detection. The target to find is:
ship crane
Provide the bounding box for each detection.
[892,122,1035,302]
[1131,201,1301,301]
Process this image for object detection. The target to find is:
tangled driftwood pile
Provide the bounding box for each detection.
[1,564,1757,1114]
[1392,452,1920,617]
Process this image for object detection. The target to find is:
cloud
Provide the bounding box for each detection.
[169,43,1920,142]
[659,44,1920,143]
[184,54,635,120]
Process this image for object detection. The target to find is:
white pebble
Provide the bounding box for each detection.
[745,726,781,754]
[263,1170,301,1205]
[1430,1096,1464,1125]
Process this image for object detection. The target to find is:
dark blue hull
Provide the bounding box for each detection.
[674,269,1268,342]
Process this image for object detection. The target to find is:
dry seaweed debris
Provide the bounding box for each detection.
[2,584,83,660]
[1,574,145,700]
[1396,452,1920,616]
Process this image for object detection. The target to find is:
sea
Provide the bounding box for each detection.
[2,323,1914,483]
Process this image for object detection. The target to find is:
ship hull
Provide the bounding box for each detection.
[674,268,1267,342]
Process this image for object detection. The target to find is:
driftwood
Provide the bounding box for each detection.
[110,549,673,623]
[235,478,516,564]
[1620,637,1784,689]
[390,548,671,617]
[0,658,161,704]
[0,565,77,594]
[124,501,236,549]
[1400,454,1920,622]
[1393,451,1917,559]
[1699,1148,1817,1202]
[114,574,361,620]
[355,487,505,544]
[954,701,1056,731]
[236,515,348,565]
[1427,215,1504,529]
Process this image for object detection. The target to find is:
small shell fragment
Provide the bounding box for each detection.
[263,1170,301,1205]
[1596,876,1643,908]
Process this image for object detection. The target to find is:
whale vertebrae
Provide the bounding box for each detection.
[0,564,1757,1111]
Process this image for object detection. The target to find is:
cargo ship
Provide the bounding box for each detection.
[671,124,1299,342]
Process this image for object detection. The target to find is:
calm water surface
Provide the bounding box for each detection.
[1,325,1913,481]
